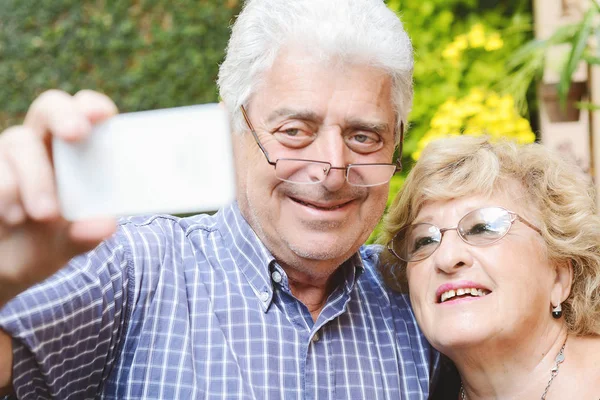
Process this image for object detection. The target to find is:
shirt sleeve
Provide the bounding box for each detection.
[0,228,134,400]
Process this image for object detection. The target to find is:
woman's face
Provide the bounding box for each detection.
[406,191,563,354]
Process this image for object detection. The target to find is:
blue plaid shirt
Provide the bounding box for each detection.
[0,203,438,399]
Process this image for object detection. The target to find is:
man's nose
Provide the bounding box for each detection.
[316,133,350,191]
[321,166,347,191]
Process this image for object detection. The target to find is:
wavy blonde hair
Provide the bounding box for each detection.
[378,135,600,336]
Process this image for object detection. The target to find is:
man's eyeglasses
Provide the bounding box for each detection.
[387,206,542,262]
[240,106,399,187]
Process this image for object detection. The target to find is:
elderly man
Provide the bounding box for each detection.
[0,0,438,398]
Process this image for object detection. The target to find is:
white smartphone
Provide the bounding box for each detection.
[53,103,236,221]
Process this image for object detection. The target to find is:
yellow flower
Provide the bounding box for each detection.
[440,98,458,112]
[499,122,516,134]
[454,35,469,50]
[442,44,461,61]
[413,90,536,160]
[516,131,536,144]
[485,93,501,108]
[515,118,531,131]
[485,33,504,51]
[468,24,486,48]
[466,88,485,103]
[461,103,483,118]
[498,95,515,110]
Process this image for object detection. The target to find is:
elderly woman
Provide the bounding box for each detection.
[379,135,600,399]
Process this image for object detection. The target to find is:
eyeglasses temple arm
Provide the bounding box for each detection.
[240,105,276,166]
[387,241,401,261]
[517,215,543,235]
[394,122,404,172]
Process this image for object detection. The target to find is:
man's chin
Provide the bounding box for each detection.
[285,234,360,263]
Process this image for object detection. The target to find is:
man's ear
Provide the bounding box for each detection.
[551,259,573,306]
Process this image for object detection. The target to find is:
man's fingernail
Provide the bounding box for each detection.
[61,118,91,139]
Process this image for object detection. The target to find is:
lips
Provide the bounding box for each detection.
[290,196,353,211]
[436,281,491,304]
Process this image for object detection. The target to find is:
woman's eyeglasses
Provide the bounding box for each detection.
[387,206,542,262]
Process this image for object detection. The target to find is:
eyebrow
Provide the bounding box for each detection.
[345,118,391,136]
[267,108,391,135]
[267,108,323,124]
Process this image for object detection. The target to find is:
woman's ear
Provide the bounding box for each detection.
[551,259,573,306]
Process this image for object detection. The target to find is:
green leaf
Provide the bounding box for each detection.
[582,52,600,65]
[576,101,600,111]
[558,8,595,107]
[547,23,581,45]
[506,39,546,70]
[506,24,577,71]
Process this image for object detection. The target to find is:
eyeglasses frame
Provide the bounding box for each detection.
[240,105,401,187]
[387,206,543,263]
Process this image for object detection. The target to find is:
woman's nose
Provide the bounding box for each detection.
[431,229,474,274]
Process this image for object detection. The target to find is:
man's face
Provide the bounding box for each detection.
[234,48,397,278]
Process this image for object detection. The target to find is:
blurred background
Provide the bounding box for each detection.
[0,0,597,240]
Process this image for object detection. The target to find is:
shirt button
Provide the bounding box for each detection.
[271,271,282,283]
[259,291,270,302]
[312,331,320,343]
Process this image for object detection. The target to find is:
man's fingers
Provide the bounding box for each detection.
[1,126,59,221]
[73,90,119,125]
[23,89,119,143]
[0,156,25,226]
[23,90,92,142]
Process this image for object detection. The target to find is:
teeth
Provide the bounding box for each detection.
[440,289,455,303]
[439,287,490,303]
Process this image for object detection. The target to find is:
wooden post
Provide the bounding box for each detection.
[534,0,596,202]
[589,37,600,208]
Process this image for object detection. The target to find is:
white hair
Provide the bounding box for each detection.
[217,0,413,144]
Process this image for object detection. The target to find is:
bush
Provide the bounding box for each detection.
[0,0,241,130]
[386,0,534,167]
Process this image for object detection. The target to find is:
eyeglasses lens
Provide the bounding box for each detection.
[458,208,512,245]
[275,159,328,184]
[392,207,514,262]
[275,159,396,187]
[393,224,441,262]
[348,164,396,187]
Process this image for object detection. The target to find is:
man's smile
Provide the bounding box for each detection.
[289,196,355,211]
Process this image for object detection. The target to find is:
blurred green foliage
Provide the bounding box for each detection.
[386,0,533,171]
[0,0,241,129]
[368,0,534,243]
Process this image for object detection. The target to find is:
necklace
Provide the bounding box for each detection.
[459,337,567,400]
